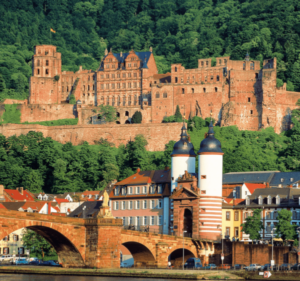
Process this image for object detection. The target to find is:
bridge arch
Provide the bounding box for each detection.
[122,241,155,266]
[168,247,196,268]
[0,216,86,268]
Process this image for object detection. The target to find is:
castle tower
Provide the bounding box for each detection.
[245,51,250,61]
[29,45,62,104]
[198,120,223,241]
[171,122,196,192]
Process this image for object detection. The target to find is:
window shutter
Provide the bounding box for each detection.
[147,200,150,209]
[154,216,158,226]
[125,201,128,210]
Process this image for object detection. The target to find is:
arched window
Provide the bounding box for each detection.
[175,77,178,83]
[116,112,120,117]
[37,60,40,66]
[250,62,255,70]
[203,88,206,93]
[46,60,49,66]
[216,75,219,81]
[215,87,218,92]
[156,92,160,98]
[125,111,129,116]
[175,67,177,72]
[191,88,194,94]
[182,88,185,94]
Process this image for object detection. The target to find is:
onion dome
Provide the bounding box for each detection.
[198,120,223,154]
[171,122,196,157]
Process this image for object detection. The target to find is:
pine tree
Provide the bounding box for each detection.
[174,105,182,121]
[132,111,142,123]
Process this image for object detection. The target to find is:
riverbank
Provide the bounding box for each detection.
[0,266,242,280]
[235,271,300,280]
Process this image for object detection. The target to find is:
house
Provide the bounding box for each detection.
[68,201,103,218]
[1,186,35,202]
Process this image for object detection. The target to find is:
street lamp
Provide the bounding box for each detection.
[183,230,187,270]
[271,228,276,269]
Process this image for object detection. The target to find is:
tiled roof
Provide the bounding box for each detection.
[244,183,266,194]
[55,198,69,204]
[1,202,25,210]
[269,172,300,187]
[20,202,47,211]
[0,203,6,209]
[224,198,245,205]
[223,171,277,185]
[68,201,103,218]
[4,189,35,202]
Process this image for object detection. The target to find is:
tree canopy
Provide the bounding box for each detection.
[240,209,264,240]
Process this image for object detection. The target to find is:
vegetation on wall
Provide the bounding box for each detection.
[0,104,21,124]
[132,111,142,124]
[23,118,79,126]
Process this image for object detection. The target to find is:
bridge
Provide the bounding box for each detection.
[0,209,215,268]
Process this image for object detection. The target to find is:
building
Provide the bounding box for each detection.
[109,168,171,234]
[0,186,35,202]
[27,45,300,133]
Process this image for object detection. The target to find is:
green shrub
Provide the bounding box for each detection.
[23,118,78,126]
[0,104,21,124]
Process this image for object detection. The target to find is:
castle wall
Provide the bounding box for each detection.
[0,123,182,151]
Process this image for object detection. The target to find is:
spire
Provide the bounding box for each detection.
[245,51,250,61]
[180,119,188,140]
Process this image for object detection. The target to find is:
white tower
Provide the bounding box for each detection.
[198,120,223,241]
[171,122,196,192]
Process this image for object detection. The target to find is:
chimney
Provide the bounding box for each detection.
[20,187,23,195]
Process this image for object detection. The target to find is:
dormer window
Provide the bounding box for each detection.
[150,185,155,194]
[128,187,132,194]
[143,186,147,194]
[158,184,163,194]
[246,196,250,205]
[290,178,294,182]
[276,195,280,205]
[281,178,284,183]
[122,187,126,195]
[267,195,272,205]
[258,195,262,205]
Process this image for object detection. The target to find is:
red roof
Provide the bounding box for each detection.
[21,202,47,211]
[0,203,6,209]
[224,198,245,205]
[244,183,266,194]
[55,198,69,204]
[4,189,35,202]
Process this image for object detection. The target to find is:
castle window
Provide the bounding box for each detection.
[250,62,255,70]
[45,69,49,75]
[134,73,137,78]
[224,59,227,64]
[117,83,120,89]
[133,82,137,88]
[156,92,160,98]
[219,59,221,65]
[128,82,131,88]
[88,85,90,91]
[163,93,167,98]
[117,73,120,78]
[175,67,177,72]
[205,76,207,82]
[134,63,137,67]
[67,86,69,92]
[248,97,250,102]
[128,73,131,78]
[37,60,40,66]
[101,75,104,79]
[106,64,109,69]
[101,96,104,102]
[255,73,258,79]
[37,69,40,75]
[88,76,90,81]
[215,87,218,92]
[243,63,246,70]
[62,86,64,92]
[93,85,95,90]
[134,95,137,105]
[206,61,209,66]
[182,88,185,94]
[106,84,109,89]
[201,61,204,67]
[128,63,131,67]
[45,51,48,55]
[112,74,115,78]
[112,64,115,69]
[106,97,109,105]
[117,96,121,105]
[139,72,141,77]
[112,96,115,106]
[211,76,214,81]
[191,88,194,93]
[203,88,206,93]
[123,95,126,106]
[125,111,129,116]
[216,75,219,81]
[46,60,49,66]
[128,95,131,105]
[112,84,115,89]
[250,110,253,114]
[101,84,104,89]
[175,77,178,83]
[106,74,109,79]
[122,73,126,78]
[122,83,126,89]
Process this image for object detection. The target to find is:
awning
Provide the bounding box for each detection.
[273,238,283,242]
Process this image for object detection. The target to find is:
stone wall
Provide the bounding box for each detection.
[0,122,182,151]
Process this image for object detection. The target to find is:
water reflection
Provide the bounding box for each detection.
[0,275,185,281]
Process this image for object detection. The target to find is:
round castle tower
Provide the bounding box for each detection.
[198,120,223,241]
[171,122,196,192]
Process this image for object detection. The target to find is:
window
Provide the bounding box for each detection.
[243,62,246,70]
[234,211,239,221]
[203,88,206,93]
[13,235,18,241]
[136,186,140,194]
[136,216,140,226]
[226,227,230,237]
[266,212,271,219]
[217,75,220,81]
[201,61,204,67]
[128,187,132,194]
[115,201,119,210]
[250,62,255,70]
[206,61,209,66]
[122,201,126,210]
[175,77,178,83]
[123,217,125,225]
[3,247,9,254]
[226,211,230,221]
[134,73,137,77]
[250,110,253,114]
[158,185,162,194]
[255,73,258,79]
[143,200,147,209]
[150,185,155,194]
[117,83,120,89]
[182,88,185,94]
[117,73,120,78]
[122,188,126,195]
[128,73,131,78]
[151,200,155,209]
[191,88,194,94]
[37,60,40,66]
[234,227,239,237]
[143,186,147,194]
[258,196,262,205]
[122,83,126,89]
[248,97,251,102]
[3,235,9,241]
[128,63,131,67]
[45,69,49,75]
[158,199,162,209]
[158,216,162,225]
[136,200,140,209]
[37,69,40,75]
[122,73,126,78]
[129,217,133,225]
[129,201,133,210]
[163,93,167,98]
[112,83,115,89]
[175,67,177,72]
[112,74,115,78]
[215,87,218,92]
[106,83,109,89]
[144,216,148,225]
[46,60,49,66]
[156,92,160,98]
[151,216,155,225]
[133,82,137,88]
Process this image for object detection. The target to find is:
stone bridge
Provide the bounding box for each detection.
[0,210,214,268]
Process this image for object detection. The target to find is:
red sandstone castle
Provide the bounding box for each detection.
[29,45,300,133]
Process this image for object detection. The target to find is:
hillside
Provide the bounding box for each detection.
[1,0,300,102]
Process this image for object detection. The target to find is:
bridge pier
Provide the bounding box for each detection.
[155,242,169,268]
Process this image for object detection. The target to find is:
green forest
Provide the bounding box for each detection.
[1,0,300,101]
[1,107,300,194]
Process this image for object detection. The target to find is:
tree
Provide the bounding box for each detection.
[275,209,296,241]
[241,209,264,240]
[23,169,43,193]
[22,229,56,259]
[174,105,182,121]
[96,104,118,122]
[132,111,142,123]
[0,74,6,92]
[69,94,76,104]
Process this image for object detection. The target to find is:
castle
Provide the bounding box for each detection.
[23,45,300,133]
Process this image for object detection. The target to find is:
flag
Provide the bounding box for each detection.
[50,28,56,33]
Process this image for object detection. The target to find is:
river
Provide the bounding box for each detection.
[0,275,184,281]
